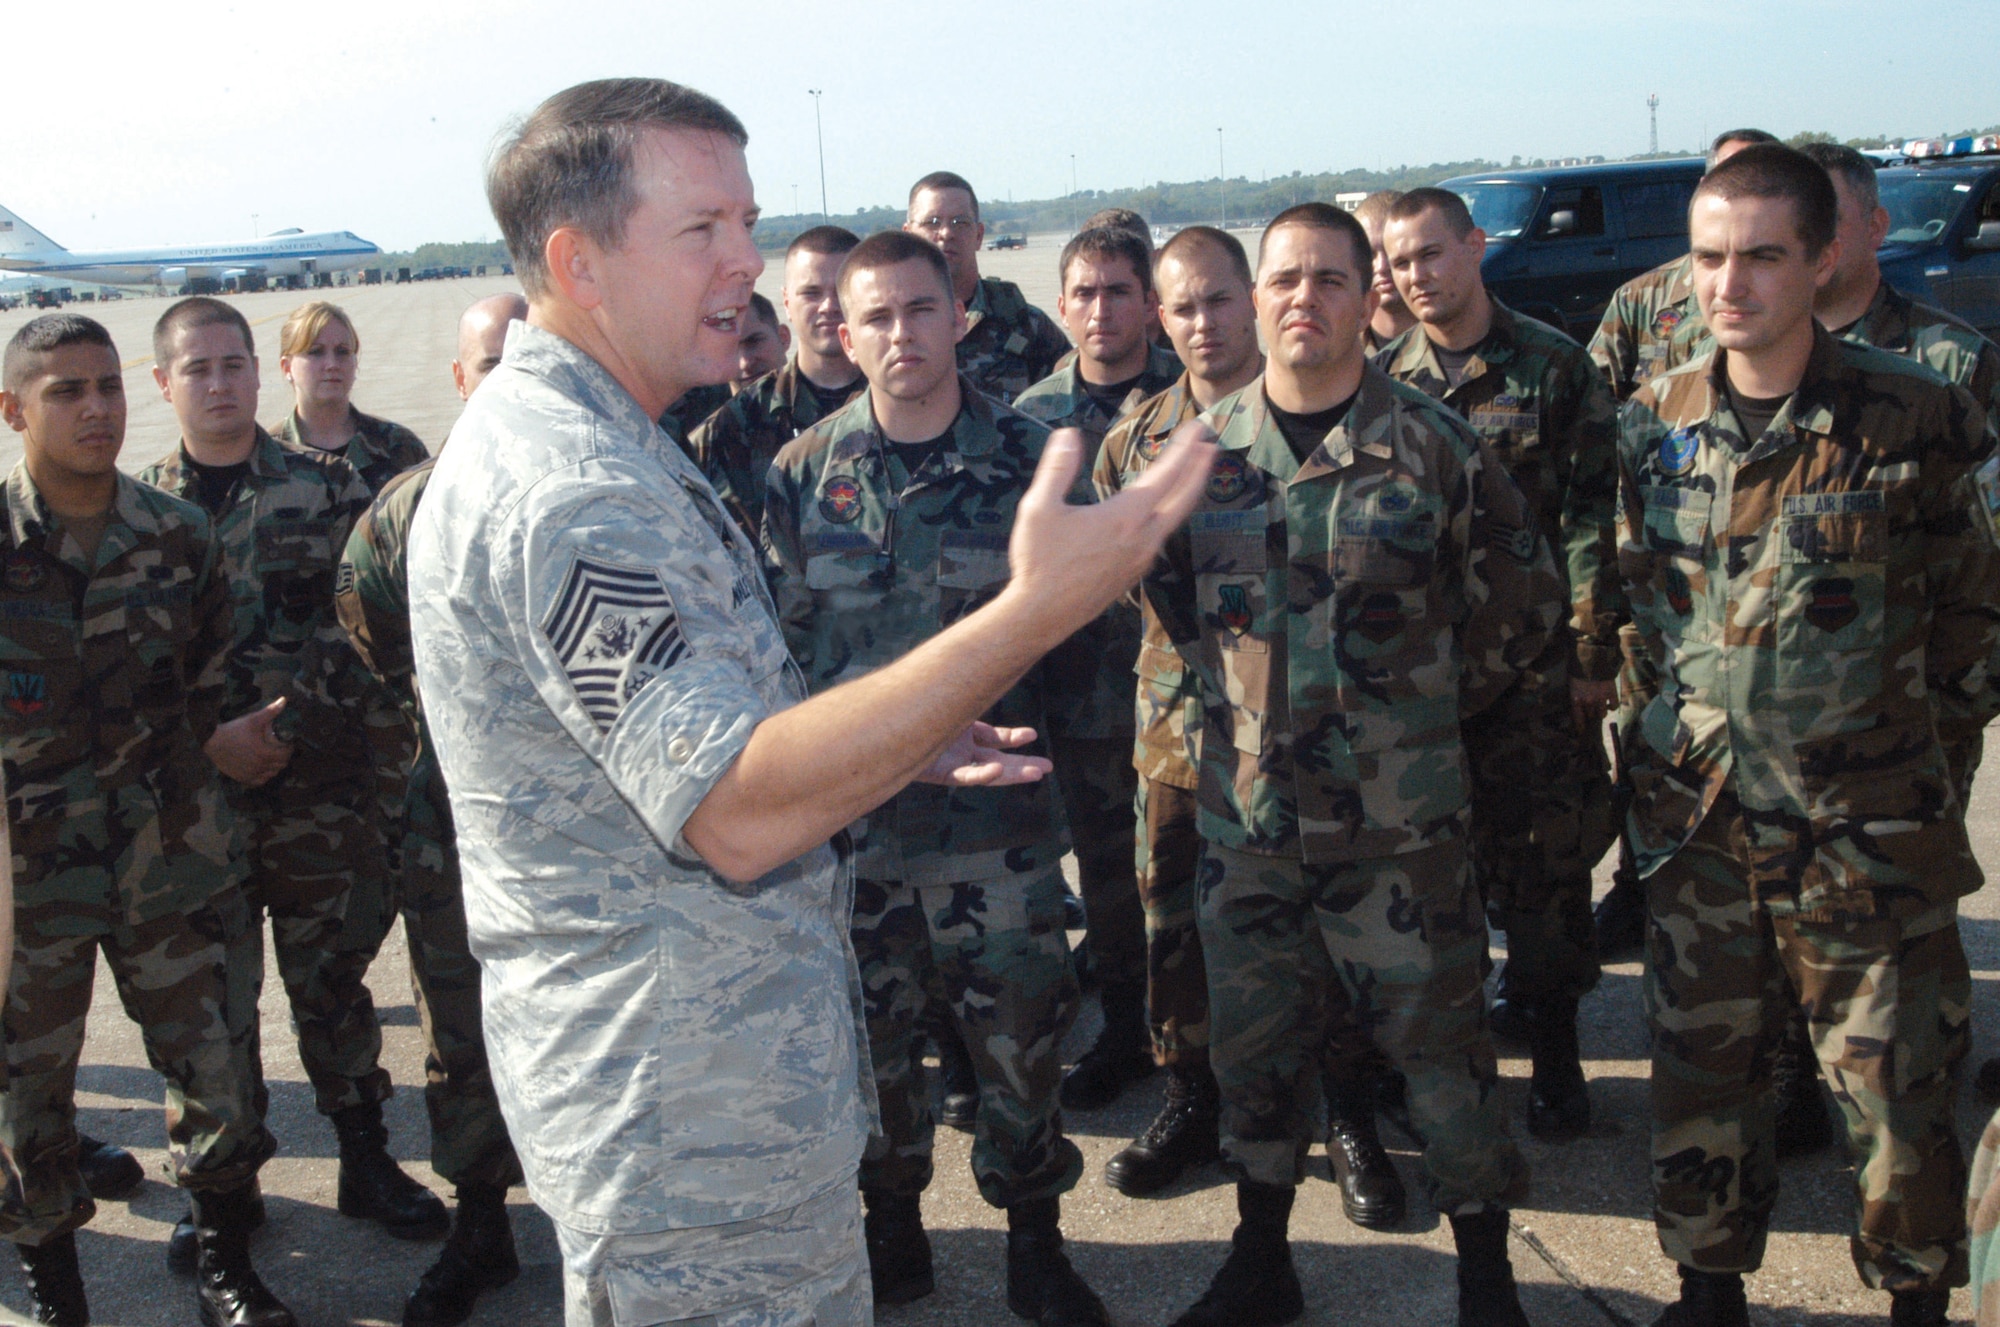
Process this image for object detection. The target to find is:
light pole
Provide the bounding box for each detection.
[808,89,829,221]
[1069,153,1078,233]
[1217,128,1226,231]
[251,213,260,238]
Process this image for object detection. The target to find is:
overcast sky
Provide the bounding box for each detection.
[7,0,1995,253]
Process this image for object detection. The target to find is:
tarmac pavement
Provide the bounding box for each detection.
[3,248,1998,1324]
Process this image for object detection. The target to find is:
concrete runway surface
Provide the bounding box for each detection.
[4,246,1999,1324]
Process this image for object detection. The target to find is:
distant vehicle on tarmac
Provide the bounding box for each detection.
[988,234,1026,250]
[1872,135,2000,340]
[1437,157,1707,340]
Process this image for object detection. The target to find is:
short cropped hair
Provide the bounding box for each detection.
[1156,226,1253,290]
[1708,127,1779,166]
[1385,187,1476,239]
[1691,143,1839,257]
[747,292,780,329]
[838,230,954,303]
[786,225,861,260]
[1059,226,1155,296]
[279,300,358,359]
[907,171,979,221]
[3,314,116,392]
[487,78,748,299]
[1799,141,1880,212]
[1262,203,1374,279]
[1352,190,1404,230]
[154,296,255,366]
[1082,207,1152,251]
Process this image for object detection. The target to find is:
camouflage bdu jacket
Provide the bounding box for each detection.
[689,360,863,537]
[270,407,430,495]
[138,430,375,773]
[1144,368,1569,862]
[1377,300,1626,681]
[1617,327,2000,914]
[336,463,435,745]
[1588,254,1705,404]
[0,466,241,920]
[763,380,1073,885]
[1013,342,1185,453]
[1094,374,1206,788]
[958,277,1071,404]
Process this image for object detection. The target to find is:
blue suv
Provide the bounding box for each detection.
[1437,158,1707,340]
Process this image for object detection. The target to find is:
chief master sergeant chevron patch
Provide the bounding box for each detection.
[540,555,689,731]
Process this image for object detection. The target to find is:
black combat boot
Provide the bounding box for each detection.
[1004,1197,1110,1327]
[1324,1072,1406,1229]
[1167,1181,1304,1327]
[1651,1267,1747,1327]
[1449,1209,1530,1327]
[18,1232,88,1327]
[402,1184,519,1327]
[1771,1010,1833,1160]
[1526,996,1590,1142]
[860,1190,934,1307]
[168,1181,264,1275]
[332,1102,449,1239]
[934,1024,981,1131]
[191,1183,296,1327]
[1592,858,1647,959]
[1888,1287,1950,1326]
[1059,983,1155,1111]
[75,1134,144,1201]
[1103,1064,1220,1196]
[1486,962,1533,1046]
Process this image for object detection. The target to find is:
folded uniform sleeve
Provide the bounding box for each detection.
[504,457,774,858]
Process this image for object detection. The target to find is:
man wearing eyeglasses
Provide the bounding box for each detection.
[905,171,1070,403]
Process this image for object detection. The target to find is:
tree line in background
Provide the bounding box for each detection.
[380,122,2000,269]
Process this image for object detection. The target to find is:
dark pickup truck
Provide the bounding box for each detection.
[1873,135,2000,340]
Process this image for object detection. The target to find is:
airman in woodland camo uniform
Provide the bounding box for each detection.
[1379,187,1622,1143]
[1087,225,1271,1203]
[329,292,533,1327]
[1147,207,1562,1327]
[763,231,1110,1327]
[0,314,291,1327]
[1586,129,1781,963]
[691,225,865,536]
[139,298,446,1274]
[905,171,1071,403]
[1015,225,1183,1115]
[1621,145,1998,1327]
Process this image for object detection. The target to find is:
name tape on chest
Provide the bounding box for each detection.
[541,556,690,733]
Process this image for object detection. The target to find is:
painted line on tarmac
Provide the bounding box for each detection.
[1511,1217,1636,1326]
[120,309,290,370]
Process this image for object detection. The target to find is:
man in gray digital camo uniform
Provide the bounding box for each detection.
[407,78,1213,1327]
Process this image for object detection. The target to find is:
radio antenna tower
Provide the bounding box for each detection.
[1648,94,1660,155]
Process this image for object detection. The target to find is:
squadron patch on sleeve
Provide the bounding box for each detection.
[541,556,690,732]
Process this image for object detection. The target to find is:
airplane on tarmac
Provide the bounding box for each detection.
[0,203,381,291]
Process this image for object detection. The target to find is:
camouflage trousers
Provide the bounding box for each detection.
[1199,839,1528,1212]
[1136,776,1208,1066]
[0,881,275,1244]
[1464,690,1612,1005]
[1646,789,1970,1292]
[228,780,393,1120]
[853,866,1084,1209]
[555,1179,869,1327]
[394,774,521,1190]
[1050,733,1145,998]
